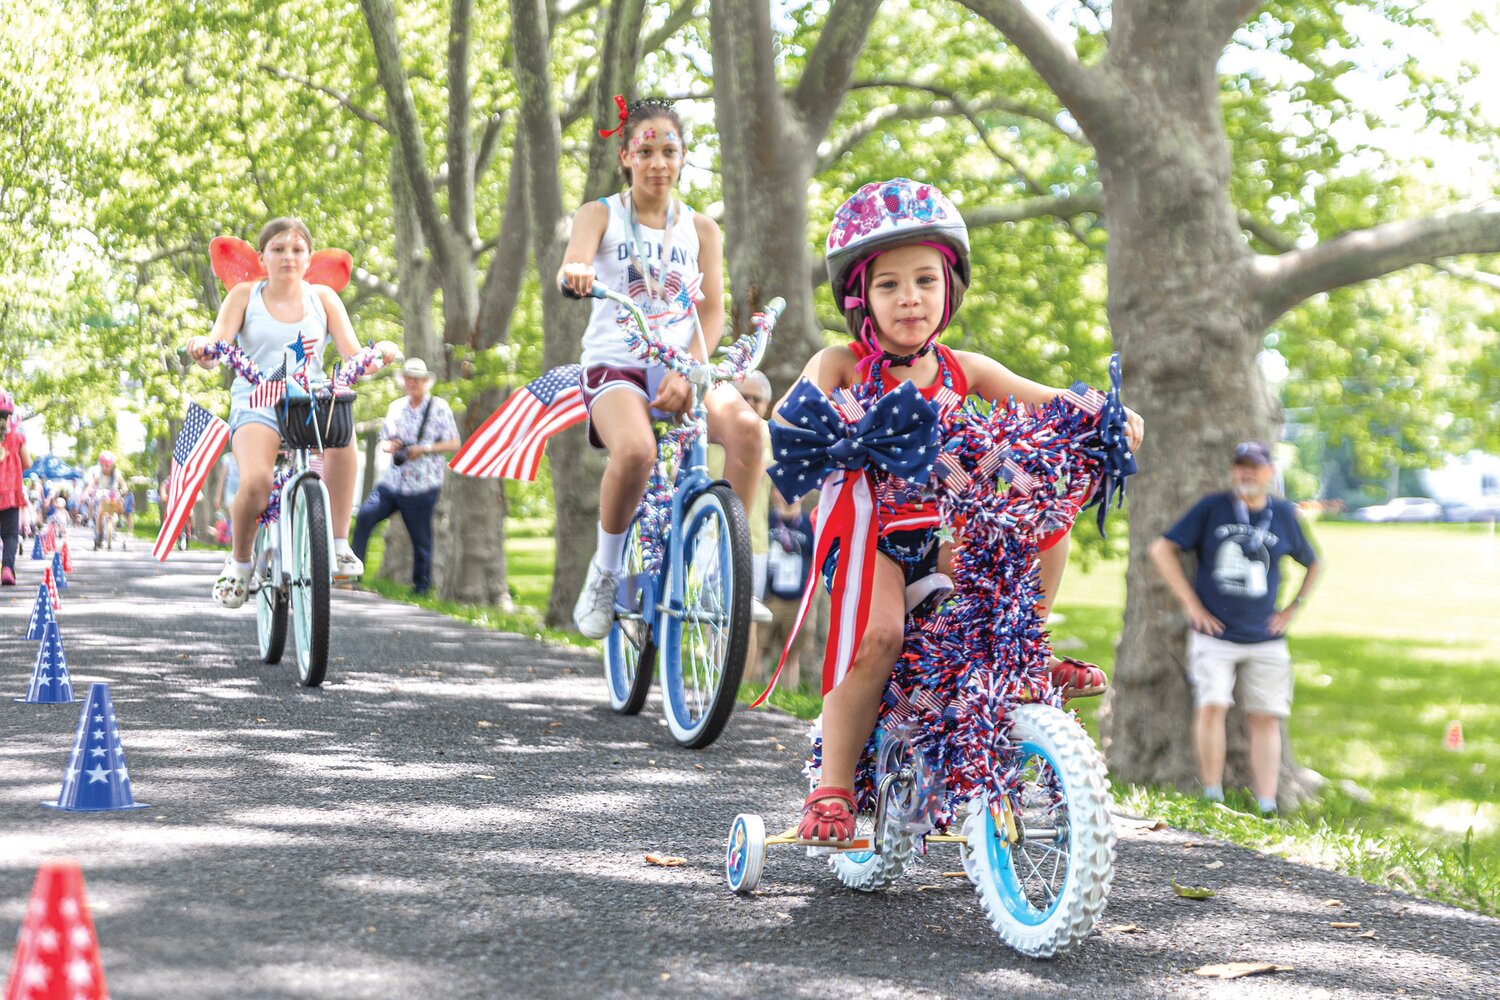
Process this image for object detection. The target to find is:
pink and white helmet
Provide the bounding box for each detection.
[824,178,970,302]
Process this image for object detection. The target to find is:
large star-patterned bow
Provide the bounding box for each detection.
[755,379,942,706]
[767,378,941,502]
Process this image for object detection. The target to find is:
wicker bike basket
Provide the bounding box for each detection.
[277,388,357,450]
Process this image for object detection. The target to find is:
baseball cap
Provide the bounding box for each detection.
[1233,441,1273,466]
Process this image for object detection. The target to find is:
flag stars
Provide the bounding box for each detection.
[84,765,112,784]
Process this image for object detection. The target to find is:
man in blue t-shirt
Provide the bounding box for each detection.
[1149,441,1324,816]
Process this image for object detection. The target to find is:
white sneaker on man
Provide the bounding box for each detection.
[751,597,774,624]
[573,562,620,639]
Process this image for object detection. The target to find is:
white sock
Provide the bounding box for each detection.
[594,524,628,575]
[232,558,254,573]
[334,537,353,555]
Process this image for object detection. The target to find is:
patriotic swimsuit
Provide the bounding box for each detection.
[821,342,969,590]
[228,281,329,438]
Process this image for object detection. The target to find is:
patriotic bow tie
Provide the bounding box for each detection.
[768,379,941,502]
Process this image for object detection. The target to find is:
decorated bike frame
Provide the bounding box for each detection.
[726,357,1137,959]
[568,281,782,747]
[205,340,384,686]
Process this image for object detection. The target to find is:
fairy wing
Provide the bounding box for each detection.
[306,249,353,292]
[209,236,266,289]
[209,238,353,292]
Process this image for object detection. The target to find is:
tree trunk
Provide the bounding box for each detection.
[709,0,882,393]
[1092,5,1312,806]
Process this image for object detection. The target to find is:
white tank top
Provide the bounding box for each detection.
[579,194,704,368]
[233,281,329,397]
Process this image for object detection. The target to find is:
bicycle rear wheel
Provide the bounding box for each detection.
[288,477,331,687]
[603,514,657,714]
[255,522,288,664]
[659,483,750,748]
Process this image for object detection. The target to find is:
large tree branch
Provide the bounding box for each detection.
[259,64,388,130]
[360,0,458,277]
[558,0,697,130]
[1253,205,1500,323]
[808,190,1106,286]
[817,100,968,171]
[643,0,698,61]
[789,0,883,144]
[582,0,646,199]
[1238,210,1296,253]
[846,79,1086,144]
[473,111,507,183]
[960,0,1111,135]
[448,0,477,246]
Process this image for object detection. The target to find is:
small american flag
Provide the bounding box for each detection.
[1064,380,1106,416]
[153,403,230,561]
[449,365,586,481]
[830,387,866,423]
[248,360,287,408]
[932,384,963,418]
[934,452,973,491]
[1002,458,1038,494]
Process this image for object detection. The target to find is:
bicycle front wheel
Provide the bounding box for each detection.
[288,477,331,687]
[255,522,288,664]
[603,514,657,714]
[659,483,750,748]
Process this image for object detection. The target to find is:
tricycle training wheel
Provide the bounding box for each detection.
[726,813,766,893]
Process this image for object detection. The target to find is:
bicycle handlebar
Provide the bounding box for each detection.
[204,340,390,391]
[562,280,783,383]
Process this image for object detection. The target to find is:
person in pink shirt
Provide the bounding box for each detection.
[0,389,35,586]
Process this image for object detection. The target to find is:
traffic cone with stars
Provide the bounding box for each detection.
[25,583,55,642]
[15,621,74,705]
[50,552,66,591]
[2,859,110,1000]
[30,531,43,560]
[42,683,147,812]
[60,543,72,575]
[41,566,60,613]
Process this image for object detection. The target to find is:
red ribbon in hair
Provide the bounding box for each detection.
[597,94,630,138]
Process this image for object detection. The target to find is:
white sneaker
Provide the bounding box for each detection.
[333,549,364,581]
[751,597,774,624]
[573,562,620,639]
[213,560,252,609]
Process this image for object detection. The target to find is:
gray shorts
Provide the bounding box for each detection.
[1187,631,1293,717]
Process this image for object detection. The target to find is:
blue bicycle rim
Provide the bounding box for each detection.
[988,739,1067,926]
[661,497,733,736]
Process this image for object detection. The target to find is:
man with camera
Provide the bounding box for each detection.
[351,358,460,595]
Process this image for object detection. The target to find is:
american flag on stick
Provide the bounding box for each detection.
[153,403,230,561]
[449,365,586,481]
[248,360,287,408]
[1064,380,1107,416]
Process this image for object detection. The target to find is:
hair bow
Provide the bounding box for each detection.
[1085,353,1138,535]
[597,94,630,138]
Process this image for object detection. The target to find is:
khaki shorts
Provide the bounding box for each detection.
[1187,631,1293,717]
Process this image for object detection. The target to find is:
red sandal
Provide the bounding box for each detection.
[796,787,857,847]
[1048,656,1108,699]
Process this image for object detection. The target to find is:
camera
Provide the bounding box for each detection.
[391,443,410,467]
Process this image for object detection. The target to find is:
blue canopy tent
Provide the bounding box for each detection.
[25,455,83,480]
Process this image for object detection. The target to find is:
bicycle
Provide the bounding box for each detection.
[563,281,783,748]
[205,341,383,686]
[95,491,123,551]
[724,360,1136,958]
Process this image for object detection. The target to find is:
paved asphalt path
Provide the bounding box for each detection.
[1,544,1496,999]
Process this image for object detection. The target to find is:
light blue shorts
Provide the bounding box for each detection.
[229,379,281,443]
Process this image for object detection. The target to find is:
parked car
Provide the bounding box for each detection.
[1354,497,1444,522]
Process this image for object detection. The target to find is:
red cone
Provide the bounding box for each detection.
[41,567,60,612]
[60,544,72,575]
[3,860,109,1000]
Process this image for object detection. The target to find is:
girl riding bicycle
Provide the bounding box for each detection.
[783,178,1144,846]
[558,97,765,639]
[186,217,397,608]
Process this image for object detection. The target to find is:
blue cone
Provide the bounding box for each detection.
[16,620,75,704]
[52,550,67,589]
[25,582,55,641]
[31,532,44,559]
[43,682,148,811]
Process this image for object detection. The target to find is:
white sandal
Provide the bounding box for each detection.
[213,561,252,609]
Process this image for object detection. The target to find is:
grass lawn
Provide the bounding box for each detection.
[283,514,1500,915]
